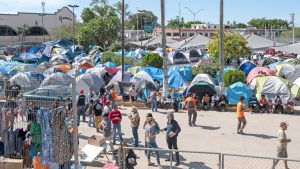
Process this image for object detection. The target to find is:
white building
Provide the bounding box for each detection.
[0,7,75,46]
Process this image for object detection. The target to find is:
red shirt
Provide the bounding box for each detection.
[109,110,122,124]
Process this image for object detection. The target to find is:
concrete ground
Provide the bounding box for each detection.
[78,106,300,169]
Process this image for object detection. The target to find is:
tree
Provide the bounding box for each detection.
[192,62,220,78]
[52,25,74,40]
[224,70,245,87]
[231,23,247,29]
[207,33,251,60]
[248,18,289,29]
[184,21,203,28]
[280,27,300,38]
[81,8,96,23]
[17,24,29,41]
[127,11,158,30]
[141,53,163,68]
[109,41,130,52]
[167,16,184,29]
[101,51,139,66]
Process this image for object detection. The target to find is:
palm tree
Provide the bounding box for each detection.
[17,24,30,42]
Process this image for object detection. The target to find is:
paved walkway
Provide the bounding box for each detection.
[78,106,300,168]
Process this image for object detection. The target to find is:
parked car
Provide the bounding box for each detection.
[23,85,72,108]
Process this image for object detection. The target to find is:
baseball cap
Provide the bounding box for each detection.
[80,89,84,94]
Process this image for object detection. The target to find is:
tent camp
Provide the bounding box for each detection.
[108,71,131,85]
[247,67,274,84]
[190,73,215,86]
[239,60,257,76]
[283,58,300,65]
[245,34,283,50]
[258,57,278,67]
[86,67,111,84]
[130,71,158,100]
[10,73,40,91]
[254,76,291,103]
[225,82,254,105]
[141,66,163,82]
[275,64,295,79]
[43,67,64,76]
[12,53,41,64]
[291,77,300,99]
[75,73,105,96]
[41,72,72,87]
[186,74,216,97]
[35,62,52,72]
[168,51,190,65]
[286,65,300,82]
[184,50,202,63]
[24,72,45,83]
[104,62,116,68]
[268,61,291,70]
[168,69,187,88]
[272,42,300,55]
[168,34,210,50]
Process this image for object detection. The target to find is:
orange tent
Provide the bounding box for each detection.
[53,64,71,73]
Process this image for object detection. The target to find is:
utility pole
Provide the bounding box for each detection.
[121,0,125,81]
[136,8,139,41]
[161,0,168,100]
[68,5,79,53]
[290,13,295,44]
[219,0,225,94]
[138,10,146,47]
[185,7,204,35]
[41,1,45,42]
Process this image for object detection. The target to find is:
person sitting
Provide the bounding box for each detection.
[202,93,210,110]
[285,101,294,114]
[248,95,259,113]
[274,96,284,114]
[259,95,268,113]
[211,94,220,110]
[218,95,227,111]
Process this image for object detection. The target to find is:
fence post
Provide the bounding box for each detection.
[118,147,121,168]
[221,153,224,169]
[170,150,173,169]
[122,147,126,169]
[219,153,222,169]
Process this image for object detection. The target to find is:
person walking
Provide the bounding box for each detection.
[77,89,87,122]
[129,85,137,106]
[86,99,95,127]
[110,87,117,109]
[93,99,103,132]
[101,113,114,151]
[109,105,123,144]
[145,115,161,167]
[184,93,197,126]
[127,106,140,147]
[272,122,291,169]
[149,91,157,112]
[161,112,181,166]
[237,96,247,134]
[88,87,96,102]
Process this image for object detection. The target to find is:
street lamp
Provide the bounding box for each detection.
[185,7,204,25]
[41,1,45,42]
[68,4,79,53]
[219,0,225,94]
[121,0,125,81]
[137,9,147,47]
[161,0,168,100]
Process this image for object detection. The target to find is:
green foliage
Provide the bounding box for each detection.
[280,27,300,38]
[141,53,163,68]
[192,62,220,78]
[184,21,203,28]
[224,70,245,87]
[101,51,139,66]
[248,18,289,29]
[207,33,251,60]
[81,8,96,23]
[109,41,130,52]
[52,25,74,40]
[17,24,29,41]
[127,11,158,30]
[231,22,247,29]
[167,16,185,29]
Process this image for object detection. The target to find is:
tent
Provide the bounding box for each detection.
[168,51,190,65]
[9,73,40,91]
[127,66,141,75]
[53,64,71,73]
[108,71,131,85]
[247,67,275,84]
[190,73,215,86]
[283,58,300,65]
[239,61,257,76]
[184,50,202,63]
[268,61,291,70]
[8,64,36,76]
[86,67,111,84]
[43,67,64,76]
[254,76,291,104]
[141,66,163,82]
[49,55,69,65]
[106,81,133,98]
[291,77,300,99]
[286,65,300,82]
[24,72,45,83]
[225,82,254,105]
[272,42,300,55]
[35,62,52,72]
[168,70,187,88]
[0,60,22,72]
[117,64,131,72]
[179,65,193,81]
[12,53,41,63]
[130,71,158,100]
[104,62,116,68]
[258,57,278,67]
[41,72,72,87]
[80,61,94,70]
[275,64,295,79]
[245,34,283,50]
[186,73,216,98]
[75,73,105,96]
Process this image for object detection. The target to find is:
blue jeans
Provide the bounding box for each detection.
[151,99,157,112]
[111,100,116,109]
[132,126,139,147]
[88,115,95,127]
[112,123,123,143]
[147,142,160,165]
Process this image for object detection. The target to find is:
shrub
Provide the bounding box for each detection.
[224,70,245,87]
[192,62,220,78]
[141,53,163,68]
[101,51,139,66]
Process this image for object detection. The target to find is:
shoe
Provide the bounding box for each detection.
[240,130,244,135]
[175,162,180,166]
[237,131,241,134]
[148,162,154,166]
[192,123,196,126]
[165,159,170,162]
[188,123,192,126]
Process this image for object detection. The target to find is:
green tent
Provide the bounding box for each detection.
[291,77,300,99]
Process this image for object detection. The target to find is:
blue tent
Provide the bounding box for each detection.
[104,62,116,68]
[141,66,163,82]
[0,67,8,75]
[239,61,257,76]
[225,82,253,105]
[0,60,22,72]
[168,70,186,88]
[179,65,193,81]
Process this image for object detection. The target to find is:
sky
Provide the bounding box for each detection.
[0,0,299,26]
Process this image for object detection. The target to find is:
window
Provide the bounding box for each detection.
[166,33,172,36]
[214,26,217,29]
[182,33,187,37]
[205,33,208,37]
[199,33,203,35]
[208,26,211,29]
[210,33,214,38]
[173,33,180,36]
[189,33,194,36]
[0,26,17,36]
[28,26,48,36]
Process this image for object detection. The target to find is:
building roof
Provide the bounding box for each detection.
[272,42,300,54]
[245,34,283,50]
[167,34,210,49]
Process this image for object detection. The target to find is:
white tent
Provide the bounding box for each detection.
[108,71,131,85]
[41,72,72,87]
[10,73,40,91]
[190,73,215,86]
[245,34,283,50]
[287,65,300,82]
[272,42,300,54]
[168,34,210,49]
[167,51,190,65]
[275,64,295,79]
[75,73,105,96]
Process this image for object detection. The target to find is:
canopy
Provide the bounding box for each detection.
[8,64,36,76]
[168,51,190,65]
[247,67,274,84]
[168,70,186,88]
[272,42,300,54]
[245,34,283,50]
[225,82,254,105]
[239,61,257,76]
[190,73,215,86]
[41,72,72,87]
[9,73,40,91]
[255,76,291,104]
[168,34,210,49]
[75,73,105,95]
[104,62,116,68]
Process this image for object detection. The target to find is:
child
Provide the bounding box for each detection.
[101,113,114,151]
[268,99,273,114]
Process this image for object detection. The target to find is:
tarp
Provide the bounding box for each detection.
[35,62,52,72]
[272,42,300,54]
[41,72,72,87]
[239,61,257,76]
[0,60,22,72]
[12,53,41,63]
[225,82,254,105]
[245,34,283,50]
[255,76,291,104]
[104,62,116,68]
[8,64,36,76]
[286,65,300,82]
[9,73,40,91]
[75,73,105,96]
[53,64,71,73]
[127,66,141,75]
[168,51,190,65]
[24,72,45,83]
[179,65,193,81]
[43,67,64,76]
[247,67,274,84]
[108,71,131,85]
[168,70,186,88]
[141,66,163,82]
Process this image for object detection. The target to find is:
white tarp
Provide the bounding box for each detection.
[41,72,72,87]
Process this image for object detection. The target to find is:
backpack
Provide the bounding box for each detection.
[186,99,195,109]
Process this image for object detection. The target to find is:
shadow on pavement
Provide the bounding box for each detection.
[179,161,213,169]
[198,125,221,130]
[243,133,277,139]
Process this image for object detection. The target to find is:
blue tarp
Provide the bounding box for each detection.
[0,60,22,72]
[179,65,193,81]
[239,61,257,76]
[141,66,163,82]
[104,62,116,68]
[225,82,253,105]
[168,70,186,88]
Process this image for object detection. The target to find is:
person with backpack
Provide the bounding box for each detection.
[184,93,197,126]
[127,106,140,147]
[149,91,157,112]
[93,99,103,132]
[77,89,87,122]
[161,112,181,166]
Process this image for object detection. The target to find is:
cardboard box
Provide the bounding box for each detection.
[88,135,106,147]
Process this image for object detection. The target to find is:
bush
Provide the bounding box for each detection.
[224,70,245,87]
[141,53,163,68]
[192,62,220,78]
[101,51,139,66]
[109,41,130,52]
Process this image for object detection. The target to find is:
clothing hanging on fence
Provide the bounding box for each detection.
[50,107,72,164]
[22,141,32,168]
[29,121,42,157]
